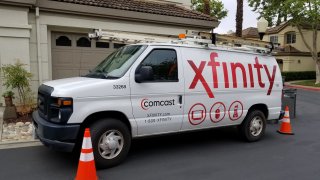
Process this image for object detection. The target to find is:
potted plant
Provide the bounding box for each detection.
[2,90,14,107]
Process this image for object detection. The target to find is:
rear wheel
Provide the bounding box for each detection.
[89,118,131,169]
[239,110,266,142]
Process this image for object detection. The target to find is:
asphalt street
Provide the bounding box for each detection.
[0,89,319,180]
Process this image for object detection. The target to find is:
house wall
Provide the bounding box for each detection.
[264,25,319,72]
[264,26,320,52]
[0,5,31,103]
[276,55,316,72]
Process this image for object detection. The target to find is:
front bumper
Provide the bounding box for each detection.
[32,111,80,152]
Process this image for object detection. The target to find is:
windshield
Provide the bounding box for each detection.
[85,45,147,79]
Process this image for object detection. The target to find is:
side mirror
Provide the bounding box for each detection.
[135,66,153,83]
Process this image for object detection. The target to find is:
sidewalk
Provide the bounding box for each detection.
[285,81,320,92]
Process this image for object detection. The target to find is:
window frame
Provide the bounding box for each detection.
[136,48,179,83]
[56,35,72,47]
[270,35,278,44]
[285,32,296,44]
[76,37,92,47]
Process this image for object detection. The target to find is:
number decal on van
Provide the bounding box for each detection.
[113,85,126,89]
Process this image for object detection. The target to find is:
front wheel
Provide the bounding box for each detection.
[239,110,266,142]
[89,118,131,169]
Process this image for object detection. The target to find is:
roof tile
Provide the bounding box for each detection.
[50,0,216,21]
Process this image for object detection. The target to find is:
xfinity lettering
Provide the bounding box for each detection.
[188,52,277,98]
[141,99,175,110]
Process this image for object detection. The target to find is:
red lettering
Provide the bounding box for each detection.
[207,52,220,88]
[264,65,277,95]
[231,62,247,88]
[188,60,214,98]
[254,57,265,88]
[222,62,229,88]
[248,64,254,88]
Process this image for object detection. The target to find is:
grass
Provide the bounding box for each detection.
[292,80,320,87]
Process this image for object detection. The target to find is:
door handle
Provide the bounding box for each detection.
[178,95,182,104]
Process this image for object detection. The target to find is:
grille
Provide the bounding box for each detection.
[38,85,54,120]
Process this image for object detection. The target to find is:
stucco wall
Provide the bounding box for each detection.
[276,55,316,72]
[0,5,31,103]
[264,26,320,52]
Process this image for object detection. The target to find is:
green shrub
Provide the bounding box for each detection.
[281,71,316,81]
[1,62,33,105]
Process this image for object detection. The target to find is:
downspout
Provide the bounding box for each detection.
[36,7,42,85]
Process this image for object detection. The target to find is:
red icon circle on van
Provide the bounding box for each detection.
[209,102,226,123]
[228,101,243,121]
[188,103,206,125]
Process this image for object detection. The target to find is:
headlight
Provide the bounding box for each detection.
[49,97,73,124]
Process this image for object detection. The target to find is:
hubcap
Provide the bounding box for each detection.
[98,130,124,159]
[250,116,263,137]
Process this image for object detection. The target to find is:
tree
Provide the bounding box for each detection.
[284,0,320,84]
[248,0,287,26]
[250,0,320,84]
[236,0,243,37]
[191,0,228,20]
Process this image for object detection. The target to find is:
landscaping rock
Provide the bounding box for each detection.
[1,121,34,142]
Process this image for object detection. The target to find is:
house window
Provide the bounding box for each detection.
[286,32,296,44]
[96,42,110,48]
[56,36,71,46]
[270,36,278,44]
[77,37,91,47]
[114,43,126,49]
[139,49,178,81]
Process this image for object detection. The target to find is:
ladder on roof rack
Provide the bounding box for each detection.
[88,29,274,54]
[88,29,173,44]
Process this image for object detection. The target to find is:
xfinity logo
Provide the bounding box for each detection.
[188,52,277,98]
[141,98,175,110]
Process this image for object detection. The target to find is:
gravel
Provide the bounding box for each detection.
[1,122,34,142]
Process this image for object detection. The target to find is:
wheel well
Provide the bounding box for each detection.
[247,104,268,119]
[80,111,132,133]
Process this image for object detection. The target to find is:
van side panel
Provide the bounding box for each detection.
[180,47,282,131]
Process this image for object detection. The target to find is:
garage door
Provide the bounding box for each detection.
[52,32,125,80]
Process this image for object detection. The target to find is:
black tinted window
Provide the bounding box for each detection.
[77,37,91,47]
[56,36,71,46]
[140,49,178,81]
[96,42,110,48]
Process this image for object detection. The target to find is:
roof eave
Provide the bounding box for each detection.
[0,0,36,7]
[37,0,218,30]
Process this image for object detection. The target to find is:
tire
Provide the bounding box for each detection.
[239,110,266,142]
[89,118,131,169]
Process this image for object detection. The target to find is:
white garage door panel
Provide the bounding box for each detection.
[52,50,80,69]
[52,32,116,80]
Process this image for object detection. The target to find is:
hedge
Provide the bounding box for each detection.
[281,71,316,81]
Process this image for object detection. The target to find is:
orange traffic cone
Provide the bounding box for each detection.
[75,128,98,180]
[277,106,294,135]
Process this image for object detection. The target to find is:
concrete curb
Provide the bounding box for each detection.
[0,140,41,150]
[285,81,320,92]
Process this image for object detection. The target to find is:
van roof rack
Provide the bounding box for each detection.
[88,29,273,54]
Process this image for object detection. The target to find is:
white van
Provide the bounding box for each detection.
[33,38,283,168]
